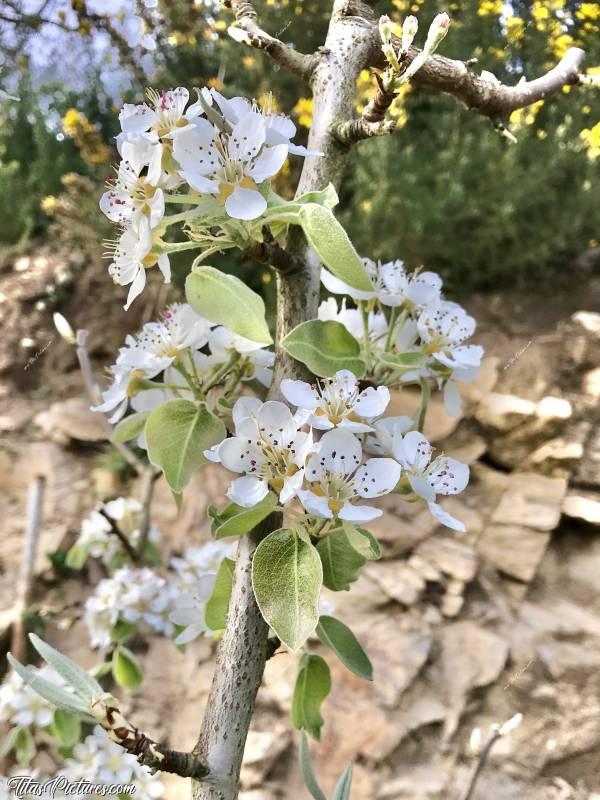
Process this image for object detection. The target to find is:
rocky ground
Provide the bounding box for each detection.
[0,248,599,799]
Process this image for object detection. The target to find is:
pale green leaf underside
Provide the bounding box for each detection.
[291,653,331,740]
[204,557,235,631]
[281,320,365,378]
[111,411,150,443]
[316,615,373,680]
[146,399,226,493]
[252,528,322,651]
[185,266,272,344]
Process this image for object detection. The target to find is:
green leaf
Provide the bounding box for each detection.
[210,493,277,539]
[14,727,35,765]
[112,646,143,693]
[204,557,235,631]
[65,541,91,570]
[316,529,366,592]
[281,320,365,378]
[51,709,81,748]
[146,399,226,493]
[378,351,426,370]
[316,616,373,680]
[297,204,373,292]
[28,634,103,704]
[299,731,327,800]
[291,654,331,740]
[341,522,381,560]
[111,411,150,443]
[332,764,354,800]
[110,620,137,644]
[0,726,19,758]
[8,656,95,722]
[89,661,113,680]
[252,528,322,651]
[185,266,272,344]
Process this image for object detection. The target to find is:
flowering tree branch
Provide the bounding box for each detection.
[226,0,319,81]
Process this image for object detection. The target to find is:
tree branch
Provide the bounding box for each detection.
[99,701,209,779]
[372,40,586,120]
[226,0,319,80]
[97,508,139,562]
[245,227,305,273]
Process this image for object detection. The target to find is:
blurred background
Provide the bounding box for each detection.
[1,1,600,799]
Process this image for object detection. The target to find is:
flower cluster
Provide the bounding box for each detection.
[58,725,164,799]
[320,258,484,417]
[71,498,160,568]
[0,668,60,730]
[102,87,312,308]
[207,370,470,529]
[83,541,233,649]
[93,302,273,424]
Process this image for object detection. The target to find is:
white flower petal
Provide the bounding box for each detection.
[297,489,333,519]
[354,457,401,497]
[280,378,319,410]
[224,187,267,220]
[427,501,465,531]
[124,267,146,310]
[227,476,269,507]
[248,144,288,182]
[443,380,462,417]
[316,428,362,476]
[338,503,382,522]
[353,386,390,419]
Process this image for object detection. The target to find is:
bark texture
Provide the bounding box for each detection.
[192,2,377,797]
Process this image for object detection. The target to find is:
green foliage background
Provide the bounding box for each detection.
[1,0,599,291]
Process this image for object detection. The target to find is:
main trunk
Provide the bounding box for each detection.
[192,3,376,796]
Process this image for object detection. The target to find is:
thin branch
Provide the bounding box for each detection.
[75,329,147,475]
[11,476,46,662]
[226,0,319,80]
[462,728,502,800]
[100,702,209,779]
[245,227,305,273]
[333,116,396,145]
[136,467,159,559]
[97,508,139,562]
[370,39,586,119]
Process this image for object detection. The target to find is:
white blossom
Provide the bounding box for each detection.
[170,541,235,591]
[169,573,216,645]
[299,428,401,522]
[207,326,274,388]
[0,668,63,729]
[206,399,311,507]
[281,370,390,433]
[75,498,160,567]
[100,159,165,229]
[318,298,387,351]
[106,216,170,310]
[321,258,442,309]
[391,430,469,530]
[173,110,288,220]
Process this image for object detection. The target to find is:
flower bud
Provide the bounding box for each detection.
[498,712,523,737]
[379,15,393,45]
[424,12,451,55]
[402,15,418,53]
[53,312,76,344]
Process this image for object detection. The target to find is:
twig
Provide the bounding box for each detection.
[369,40,586,120]
[226,0,319,80]
[333,116,396,145]
[11,476,46,662]
[75,329,146,475]
[462,727,502,800]
[98,508,139,562]
[136,468,158,559]
[245,227,305,273]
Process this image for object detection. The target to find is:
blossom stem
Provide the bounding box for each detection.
[415,377,431,432]
[203,353,241,393]
[360,302,372,372]
[161,209,207,229]
[384,307,405,353]
[164,193,203,205]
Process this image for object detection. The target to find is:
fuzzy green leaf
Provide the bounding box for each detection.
[146,399,226,493]
[29,634,103,704]
[252,528,322,651]
[204,557,235,631]
[299,731,327,800]
[51,709,81,748]
[111,411,150,443]
[316,615,373,680]
[281,320,365,378]
[8,655,95,722]
[316,529,366,592]
[185,266,272,344]
[341,522,381,560]
[291,654,331,741]
[209,493,277,539]
[112,646,143,693]
[14,727,35,766]
[332,764,354,800]
[297,204,373,292]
